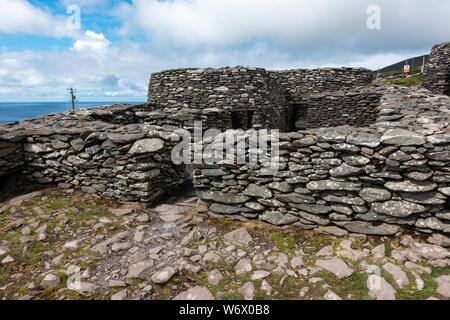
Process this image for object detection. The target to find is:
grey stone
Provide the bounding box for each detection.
[251,271,271,281]
[199,191,250,204]
[372,244,385,260]
[359,188,391,202]
[238,282,255,300]
[383,263,409,289]
[435,275,450,298]
[306,180,361,191]
[380,129,426,146]
[181,229,202,246]
[290,256,304,268]
[335,221,399,235]
[126,261,154,279]
[260,211,299,226]
[289,203,331,214]
[128,138,164,155]
[371,200,425,217]
[210,203,252,215]
[330,163,364,177]
[384,180,437,193]
[367,275,396,300]
[151,267,178,284]
[410,243,450,260]
[40,274,61,288]
[67,281,96,297]
[173,286,215,300]
[275,193,315,204]
[295,211,330,226]
[315,257,354,278]
[244,184,272,199]
[324,290,343,300]
[111,289,128,301]
[223,228,253,246]
[318,226,348,237]
[235,259,253,275]
[342,155,371,166]
[207,269,223,285]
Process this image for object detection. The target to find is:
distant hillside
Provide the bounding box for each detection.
[375,54,429,74]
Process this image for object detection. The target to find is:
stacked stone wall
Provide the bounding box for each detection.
[304,87,383,128]
[0,106,187,204]
[423,42,450,95]
[147,66,288,131]
[193,86,450,236]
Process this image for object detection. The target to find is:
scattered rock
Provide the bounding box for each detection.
[223,228,253,246]
[315,258,354,279]
[173,286,215,300]
[367,275,396,300]
[151,267,178,284]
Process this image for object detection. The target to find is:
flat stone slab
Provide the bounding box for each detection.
[153,204,190,215]
[335,221,399,235]
[151,267,178,284]
[108,208,133,217]
[173,286,215,300]
[380,129,426,146]
[383,263,409,289]
[223,228,253,246]
[315,257,354,279]
[435,275,450,298]
[410,243,450,260]
[368,275,396,300]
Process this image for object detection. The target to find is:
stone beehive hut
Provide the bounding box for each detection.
[0,41,449,238]
[146,66,374,132]
[423,42,450,95]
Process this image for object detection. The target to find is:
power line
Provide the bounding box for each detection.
[67,88,77,110]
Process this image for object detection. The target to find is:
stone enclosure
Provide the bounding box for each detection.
[1,41,449,238]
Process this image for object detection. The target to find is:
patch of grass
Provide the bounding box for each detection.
[49,198,72,210]
[237,274,251,283]
[310,268,373,300]
[375,74,423,87]
[65,207,109,223]
[268,232,296,253]
[384,242,393,257]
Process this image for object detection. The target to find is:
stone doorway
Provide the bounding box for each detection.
[289,104,307,131]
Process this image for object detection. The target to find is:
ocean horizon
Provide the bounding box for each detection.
[0,101,145,124]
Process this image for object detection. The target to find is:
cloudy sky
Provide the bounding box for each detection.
[0,0,449,102]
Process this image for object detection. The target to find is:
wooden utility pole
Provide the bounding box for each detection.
[68,88,77,110]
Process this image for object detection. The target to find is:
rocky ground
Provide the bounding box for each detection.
[0,186,449,300]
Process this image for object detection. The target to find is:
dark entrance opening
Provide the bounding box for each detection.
[247,110,254,129]
[231,111,243,130]
[289,104,307,131]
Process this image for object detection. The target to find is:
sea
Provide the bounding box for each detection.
[0,101,144,124]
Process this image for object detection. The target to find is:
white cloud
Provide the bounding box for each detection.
[116,0,450,52]
[0,57,44,88]
[72,31,110,54]
[0,0,74,37]
[0,0,449,102]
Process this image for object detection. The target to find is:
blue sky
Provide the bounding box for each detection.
[0,0,449,102]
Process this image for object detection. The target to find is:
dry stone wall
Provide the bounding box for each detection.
[302,86,384,128]
[193,86,450,236]
[147,66,288,131]
[147,66,374,132]
[270,67,373,99]
[423,42,450,96]
[0,60,448,238]
[0,106,188,204]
